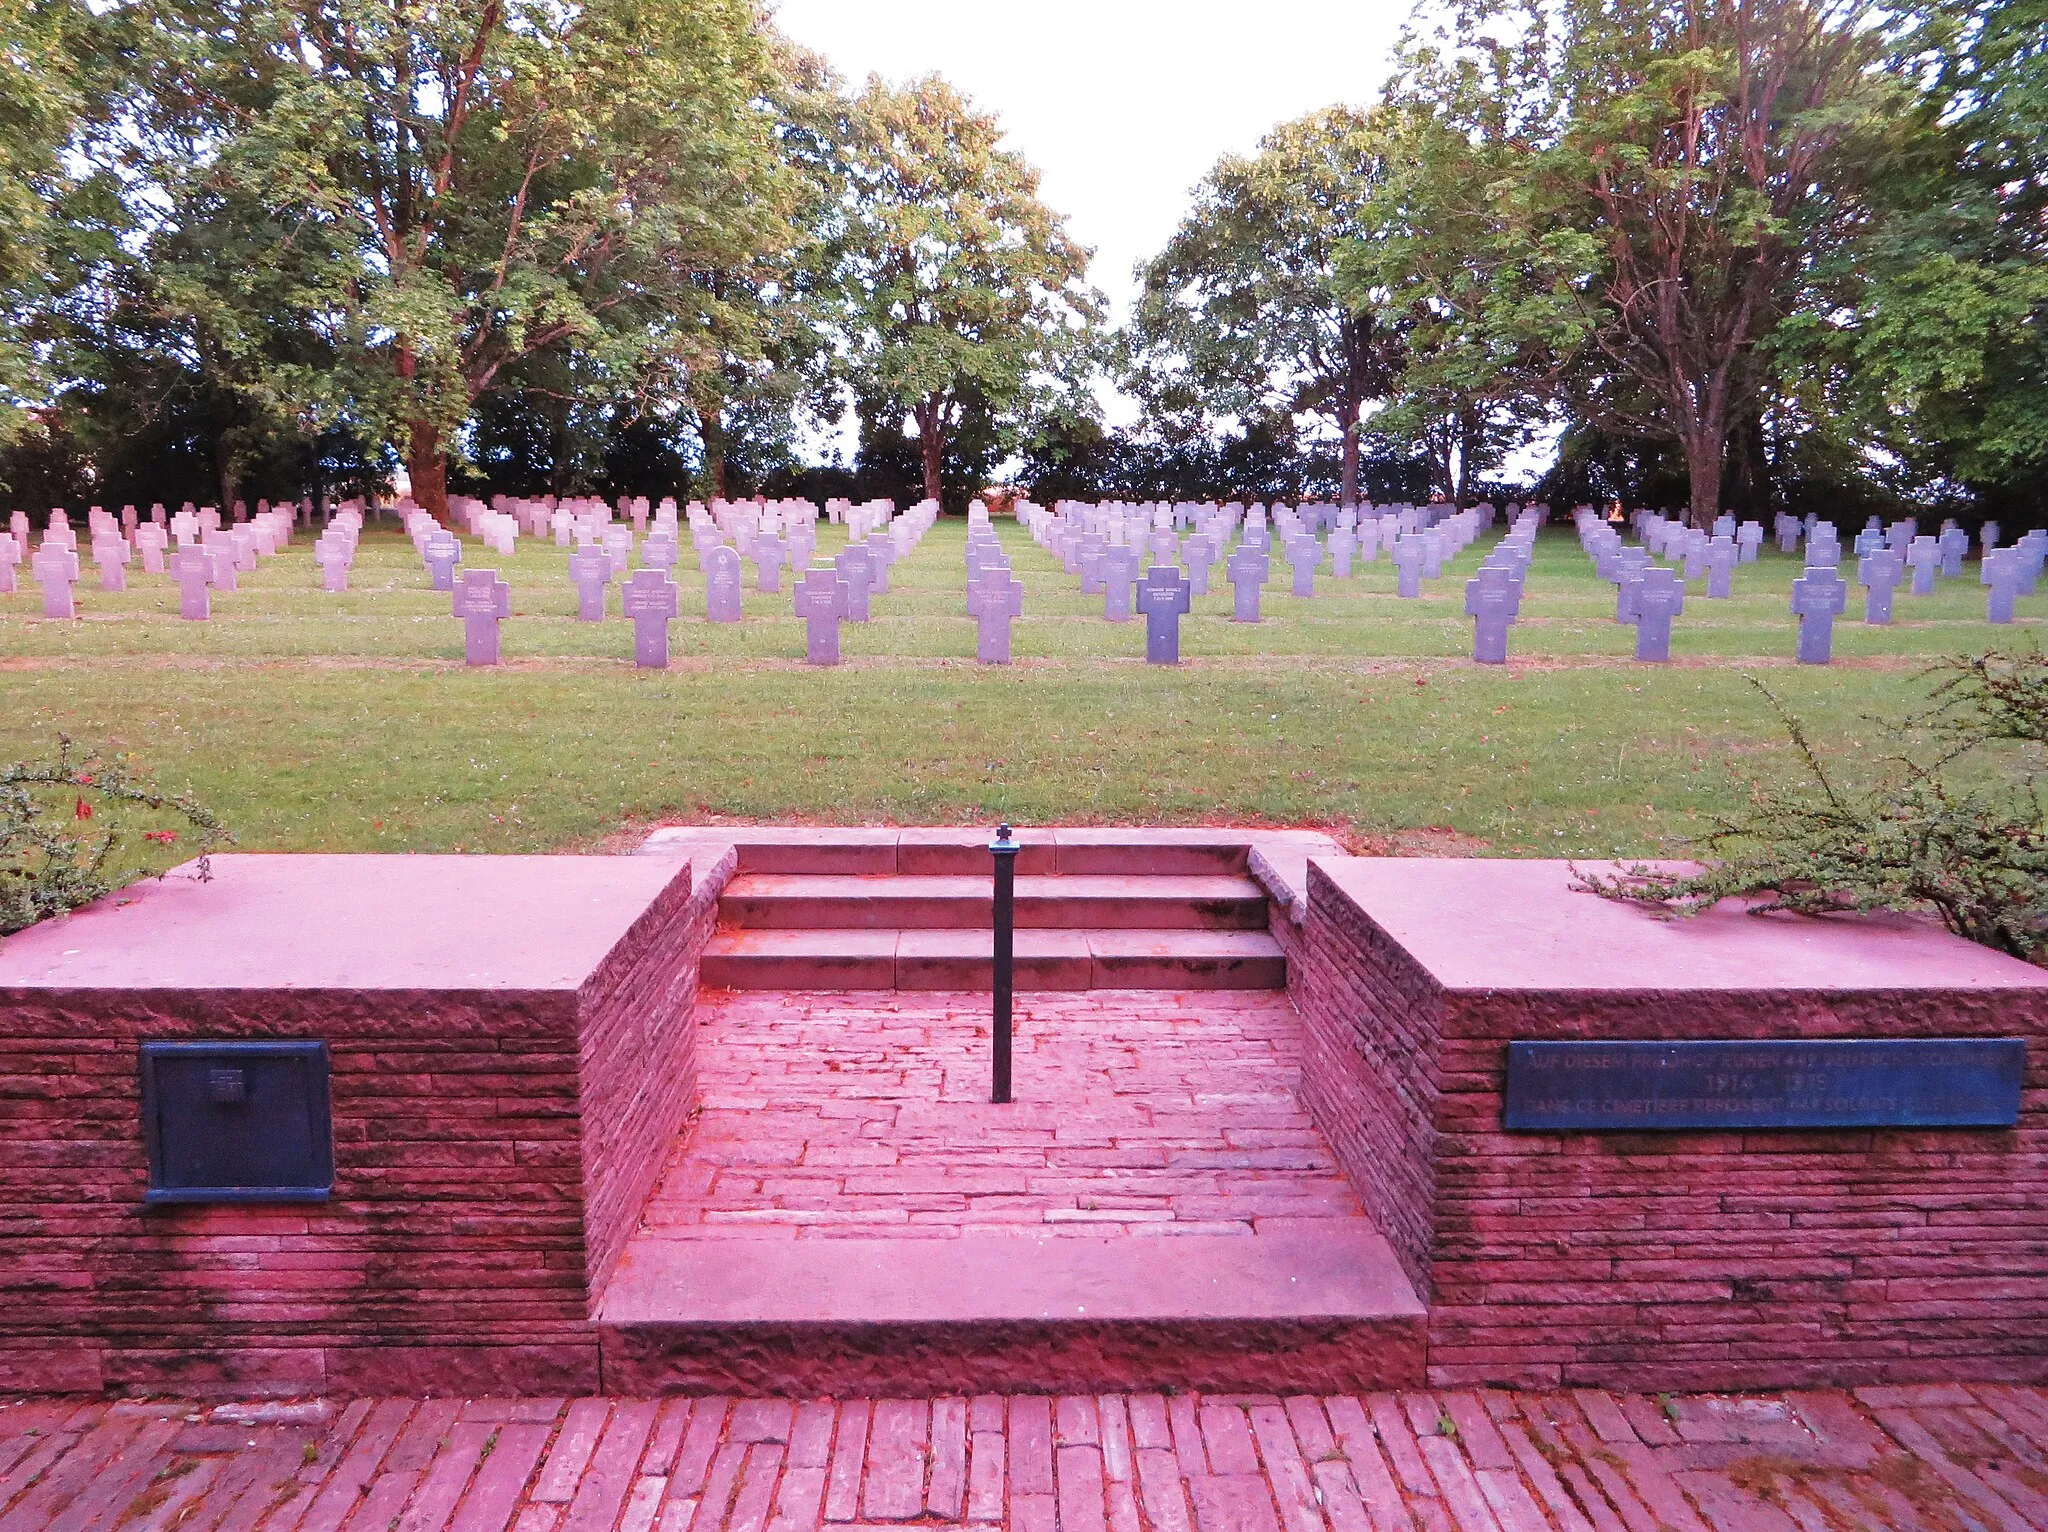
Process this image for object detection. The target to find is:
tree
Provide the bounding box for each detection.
[1818,0,2048,524]
[1126,107,1400,507]
[1334,105,1551,505]
[831,75,1101,509]
[1396,0,1911,525]
[133,0,789,519]
[0,0,102,444]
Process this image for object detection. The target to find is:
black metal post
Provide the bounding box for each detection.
[990,822,1017,1104]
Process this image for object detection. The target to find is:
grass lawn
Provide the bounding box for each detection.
[2,514,2039,865]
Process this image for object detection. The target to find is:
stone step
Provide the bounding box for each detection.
[595,1224,1425,1394]
[638,825,1325,877]
[700,927,1286,991]
[719,873,1269,931]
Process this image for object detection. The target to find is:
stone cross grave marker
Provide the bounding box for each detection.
[423,531,462,590]
[1858,548,1904,625]
[1983,548,2022,624]
[601,526,634,581]
[0,532,17,594]
[1420,529,1446,580]
[640,534,677,572]
[967,570,1025,664]
[569,545,611,621]
[93,537,129,592]
[1100,544,1139,622]
[1392,535,1427,598]
[1805,535,1842,569]
[452,567,511,665]
[864,532,894,594]
[703,544,744,623]
[1226,543,1268,622]
[1634,566,1684,661]
[795,564,850,664]
[1905,536,1939,596]
[751,535,786,594]
[1136,565,1192,665]
[1737,522,1763,562]
[1791,566,1848,662]
[834,545,872,622]
[1465,567,1517,664]
[315,537,351,592]
[1938,526,1969,578]
[1982,521,2001,553]
[1705,536,1737,599]
[31,544,79,617]
[1185,537,1215,595]
[622,568,681,668]
[201,537,238,591]
[1329,527,1355,579]
[1284,537,1319,598]
[170,545,211,621]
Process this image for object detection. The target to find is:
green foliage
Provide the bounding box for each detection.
[1579,653,2048,961]
[123,0,790,512]
[1388,0,1920,524]
[0,738,233,936]
[829,75,1103,508]
[1126,107,1399,505]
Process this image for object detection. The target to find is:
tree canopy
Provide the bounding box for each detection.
[0,0,2040,528]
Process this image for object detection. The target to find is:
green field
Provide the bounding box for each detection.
[2,515,2039,860]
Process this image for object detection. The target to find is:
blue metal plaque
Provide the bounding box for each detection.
[1503,1038,2025,1131]
[140,1040,333,1203]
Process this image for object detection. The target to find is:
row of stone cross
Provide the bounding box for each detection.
[1017,500,1522,626]
[428,502,942,667]
[3,504,305,619]
[1575,509,2046,662]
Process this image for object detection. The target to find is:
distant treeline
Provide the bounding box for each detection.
[0,0,2040,528]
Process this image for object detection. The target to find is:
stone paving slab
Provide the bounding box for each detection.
[632,991,1360,1239]
[5,1384,2044,1530]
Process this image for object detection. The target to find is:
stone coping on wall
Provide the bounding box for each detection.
[0,853,691,992]
[1307,855,2048,993]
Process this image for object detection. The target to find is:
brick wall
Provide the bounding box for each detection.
[1428,985,2048,1392]
[580,847,731,1293]
[1288,862,1443,1299]
[1291,862,2048,1392]
[0,858,719,1398]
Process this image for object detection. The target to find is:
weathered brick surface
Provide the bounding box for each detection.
[0,858,718,1397]
[1291,860,2048,1392]
[579,846,732,1290]
[7,1384,2046,1531]
[1289,862,1442,1299]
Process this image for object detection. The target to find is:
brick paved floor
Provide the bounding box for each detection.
[638,991,1363,1241]
[6,1384,2046,1531]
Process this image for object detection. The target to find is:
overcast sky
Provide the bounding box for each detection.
[770,0,1411,328]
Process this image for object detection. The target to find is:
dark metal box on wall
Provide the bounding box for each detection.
[139,1040,333,1202]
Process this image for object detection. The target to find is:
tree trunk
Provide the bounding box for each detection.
[1454,405,1482,508]
[1681,426,1723,529]
[407,419,450,521]
[1339,413,1360,508]
[696,408,727,501]
[216,434,240,518]
[916,400,944,506]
